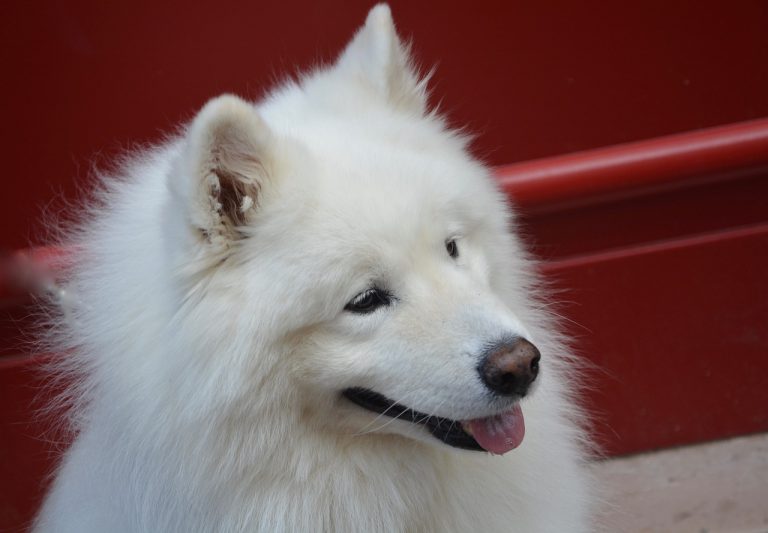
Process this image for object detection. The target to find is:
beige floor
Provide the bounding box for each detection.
[592,433,768,532]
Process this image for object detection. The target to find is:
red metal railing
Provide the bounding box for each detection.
[497,117,768,213]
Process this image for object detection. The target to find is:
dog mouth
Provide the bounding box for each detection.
[342,387,525,454]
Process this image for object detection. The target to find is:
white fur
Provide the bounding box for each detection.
[35,5,595,532]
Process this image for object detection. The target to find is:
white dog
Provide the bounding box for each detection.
[35,5,594,532]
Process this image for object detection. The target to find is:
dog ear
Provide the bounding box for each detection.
[178,94,273,249]
[336,4,429,115]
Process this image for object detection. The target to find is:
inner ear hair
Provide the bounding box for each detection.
[187,94,272,242]
[206,145,261,230]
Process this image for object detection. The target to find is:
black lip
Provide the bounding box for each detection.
[342,387,484,452]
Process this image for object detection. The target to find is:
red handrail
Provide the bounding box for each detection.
[496,117,768,213]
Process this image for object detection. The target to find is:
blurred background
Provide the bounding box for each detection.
[1,1,767,531]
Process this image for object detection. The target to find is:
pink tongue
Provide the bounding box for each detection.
[462,404,525,455]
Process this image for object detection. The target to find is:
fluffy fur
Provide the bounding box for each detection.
[35,5,594,532]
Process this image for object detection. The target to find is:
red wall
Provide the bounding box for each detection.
[2,1,768,250]
[499,119,768,455]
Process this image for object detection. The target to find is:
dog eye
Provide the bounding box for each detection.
[445,238,459,259]
[345,288,391,314]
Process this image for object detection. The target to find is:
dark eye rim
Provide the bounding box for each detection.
[445,238,459,259]
[344,287,392,314]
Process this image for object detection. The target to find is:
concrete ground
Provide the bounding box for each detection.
[592,432,768,532]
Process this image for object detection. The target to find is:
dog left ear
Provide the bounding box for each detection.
[176,94,273,250]
[336,4,429,115]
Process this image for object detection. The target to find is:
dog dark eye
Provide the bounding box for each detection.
[445,238,459,259]
[345,288,391,314]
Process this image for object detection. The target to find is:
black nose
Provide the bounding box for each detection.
[479,337,541,396]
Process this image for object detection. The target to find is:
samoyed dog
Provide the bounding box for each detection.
[35,5,594,532]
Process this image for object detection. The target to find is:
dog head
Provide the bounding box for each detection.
[167,5,545,455]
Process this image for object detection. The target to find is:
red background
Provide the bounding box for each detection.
[2,2,768,531]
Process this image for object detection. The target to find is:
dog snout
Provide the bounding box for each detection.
[479,337,541,396]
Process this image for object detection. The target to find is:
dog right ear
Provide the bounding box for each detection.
[175,94,273,251]
[335,4,429,115]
